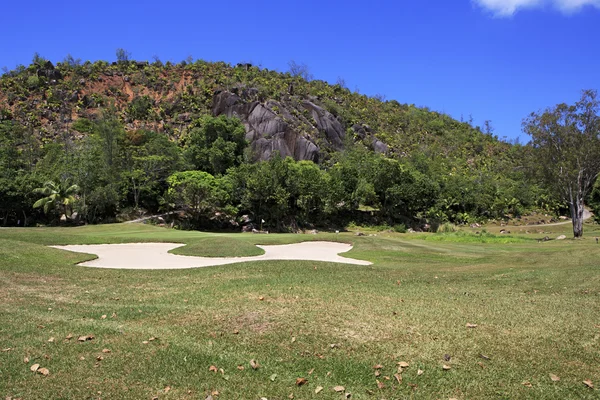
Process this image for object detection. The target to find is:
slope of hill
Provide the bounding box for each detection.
[0,56,548,229]
[1,57,503,160]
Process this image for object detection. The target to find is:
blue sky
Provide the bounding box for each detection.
[1,0,599,141]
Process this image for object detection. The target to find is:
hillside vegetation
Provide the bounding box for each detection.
[0,54,553,229]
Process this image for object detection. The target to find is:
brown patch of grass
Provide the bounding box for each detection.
[232,311,275,334]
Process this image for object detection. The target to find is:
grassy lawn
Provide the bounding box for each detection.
[1,222,600,399]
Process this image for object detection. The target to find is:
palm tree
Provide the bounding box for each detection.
[33,180,80,219]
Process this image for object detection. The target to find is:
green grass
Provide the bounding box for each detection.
[1,223,600,399]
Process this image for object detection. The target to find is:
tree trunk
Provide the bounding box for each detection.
[570,197,584,238]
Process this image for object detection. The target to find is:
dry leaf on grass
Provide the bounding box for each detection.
[417,369,424,376]
[397,361,409,368]
[377,380,385,389]
[38,367,50,376]
[549,374,560,382]
[65,333,73,340]
[308,368,314,375]
[522,381,533,388]
[102,348,111,353]
[258,296,265,301]
[164,386,171,393]
[96,356,104,361]
[237,365,244,370]
[296,377,308,386]
[291,337,296,343]
[78,335,94,342]
[101,315,107,319]
[142,341,149,345]
[250,359,260,370]
[373,364,383,369]
[442,365,451,370]
[374,370,381,377]
[270,374,277,382]
[466,323,478,328]
[583,379,594,388]
[315,386,323,394]
[30,364,40,372]
[333,386,345,392]
[47,337,55,343]
[209,365,218,372]
[394,373,402,384]
[24,356,29,363]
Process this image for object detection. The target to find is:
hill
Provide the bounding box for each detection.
[0,55,549,229]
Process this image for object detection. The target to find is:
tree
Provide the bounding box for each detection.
[287,60,313,81]
[182,115,246,175]
[122,130,181,210]
[523,90,600,238]
[115,48,131,63]
[33,180,80,219]
[166,171,235,226]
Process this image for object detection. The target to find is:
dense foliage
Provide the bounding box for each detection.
[0,54,558,230]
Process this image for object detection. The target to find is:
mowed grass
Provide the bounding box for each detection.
[1,223,600,399]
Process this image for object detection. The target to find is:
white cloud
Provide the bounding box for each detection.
[474,0,600,16]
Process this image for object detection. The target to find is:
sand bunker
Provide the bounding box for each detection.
[51,241,372,269]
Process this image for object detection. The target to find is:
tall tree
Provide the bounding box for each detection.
[523,90,600,238]
[182,115,246,175]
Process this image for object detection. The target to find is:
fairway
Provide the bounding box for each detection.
[1,223,600,399]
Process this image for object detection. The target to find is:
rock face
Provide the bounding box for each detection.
[213,90,376,162]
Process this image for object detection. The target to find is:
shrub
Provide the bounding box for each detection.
[393,224,407,233]
[27,75,40,89]
[437,222,458,233]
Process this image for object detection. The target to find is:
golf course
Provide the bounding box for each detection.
[1,221,599,399]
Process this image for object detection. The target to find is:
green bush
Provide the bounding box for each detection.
[393,224,407,233]
[27,75,40,89]
[437,222,458,233]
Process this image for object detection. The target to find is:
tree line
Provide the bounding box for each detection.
[0,112,558,232]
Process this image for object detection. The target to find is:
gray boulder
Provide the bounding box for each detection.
[212,90,352,162]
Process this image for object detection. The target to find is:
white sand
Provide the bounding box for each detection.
[51,241,372,269]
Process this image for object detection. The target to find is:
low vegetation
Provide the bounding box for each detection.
[1,223,599,399]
